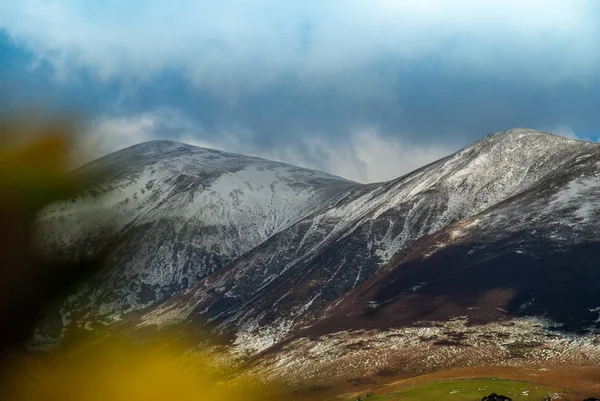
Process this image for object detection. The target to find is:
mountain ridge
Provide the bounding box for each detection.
[73,139,357,184]
[36,128,600,367]
[130,128,599,355]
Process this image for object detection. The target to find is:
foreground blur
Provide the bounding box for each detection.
[0,114,82,353]
[0,114,279,401]
[1,334,274,401]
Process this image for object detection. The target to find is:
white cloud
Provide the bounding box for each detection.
[548,125,600,143]
[551,125,578,140]
[82,114,156,153]
[312,129,453,183]
[80,111,453,182]
[1,0,598,97]
[74,109,193,165]
[258,129,453,183]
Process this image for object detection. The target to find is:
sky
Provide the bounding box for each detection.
[1,0,600,183]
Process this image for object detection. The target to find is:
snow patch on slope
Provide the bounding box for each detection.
[548,174,600,222]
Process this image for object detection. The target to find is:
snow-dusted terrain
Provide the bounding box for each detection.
[132,129,600,354]
[36,140,356,339]
[38,129,600,368]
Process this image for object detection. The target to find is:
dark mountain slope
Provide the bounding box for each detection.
[304,147,600,337]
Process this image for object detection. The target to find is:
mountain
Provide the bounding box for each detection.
[244,138,600,385]
[132,129,600,357]
[37,129,600,381]
[311,149,600,335]
[35,140,356,342]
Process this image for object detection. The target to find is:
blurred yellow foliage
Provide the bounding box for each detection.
[1,334,276,401]
[0,113,283,401]
[0,114,78,213]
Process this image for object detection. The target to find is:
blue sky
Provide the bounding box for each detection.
[1,0,600,182]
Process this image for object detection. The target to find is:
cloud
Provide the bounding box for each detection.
[80,111,453,182]
[183,130,452,183]
[3,1,599,170]
[82,114,156,153]
[312,130,453,183]
[74,109,194,165]
[1,0,598,97]
[551,125,578,140]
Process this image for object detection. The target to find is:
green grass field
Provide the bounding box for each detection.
[350,378,567,401]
